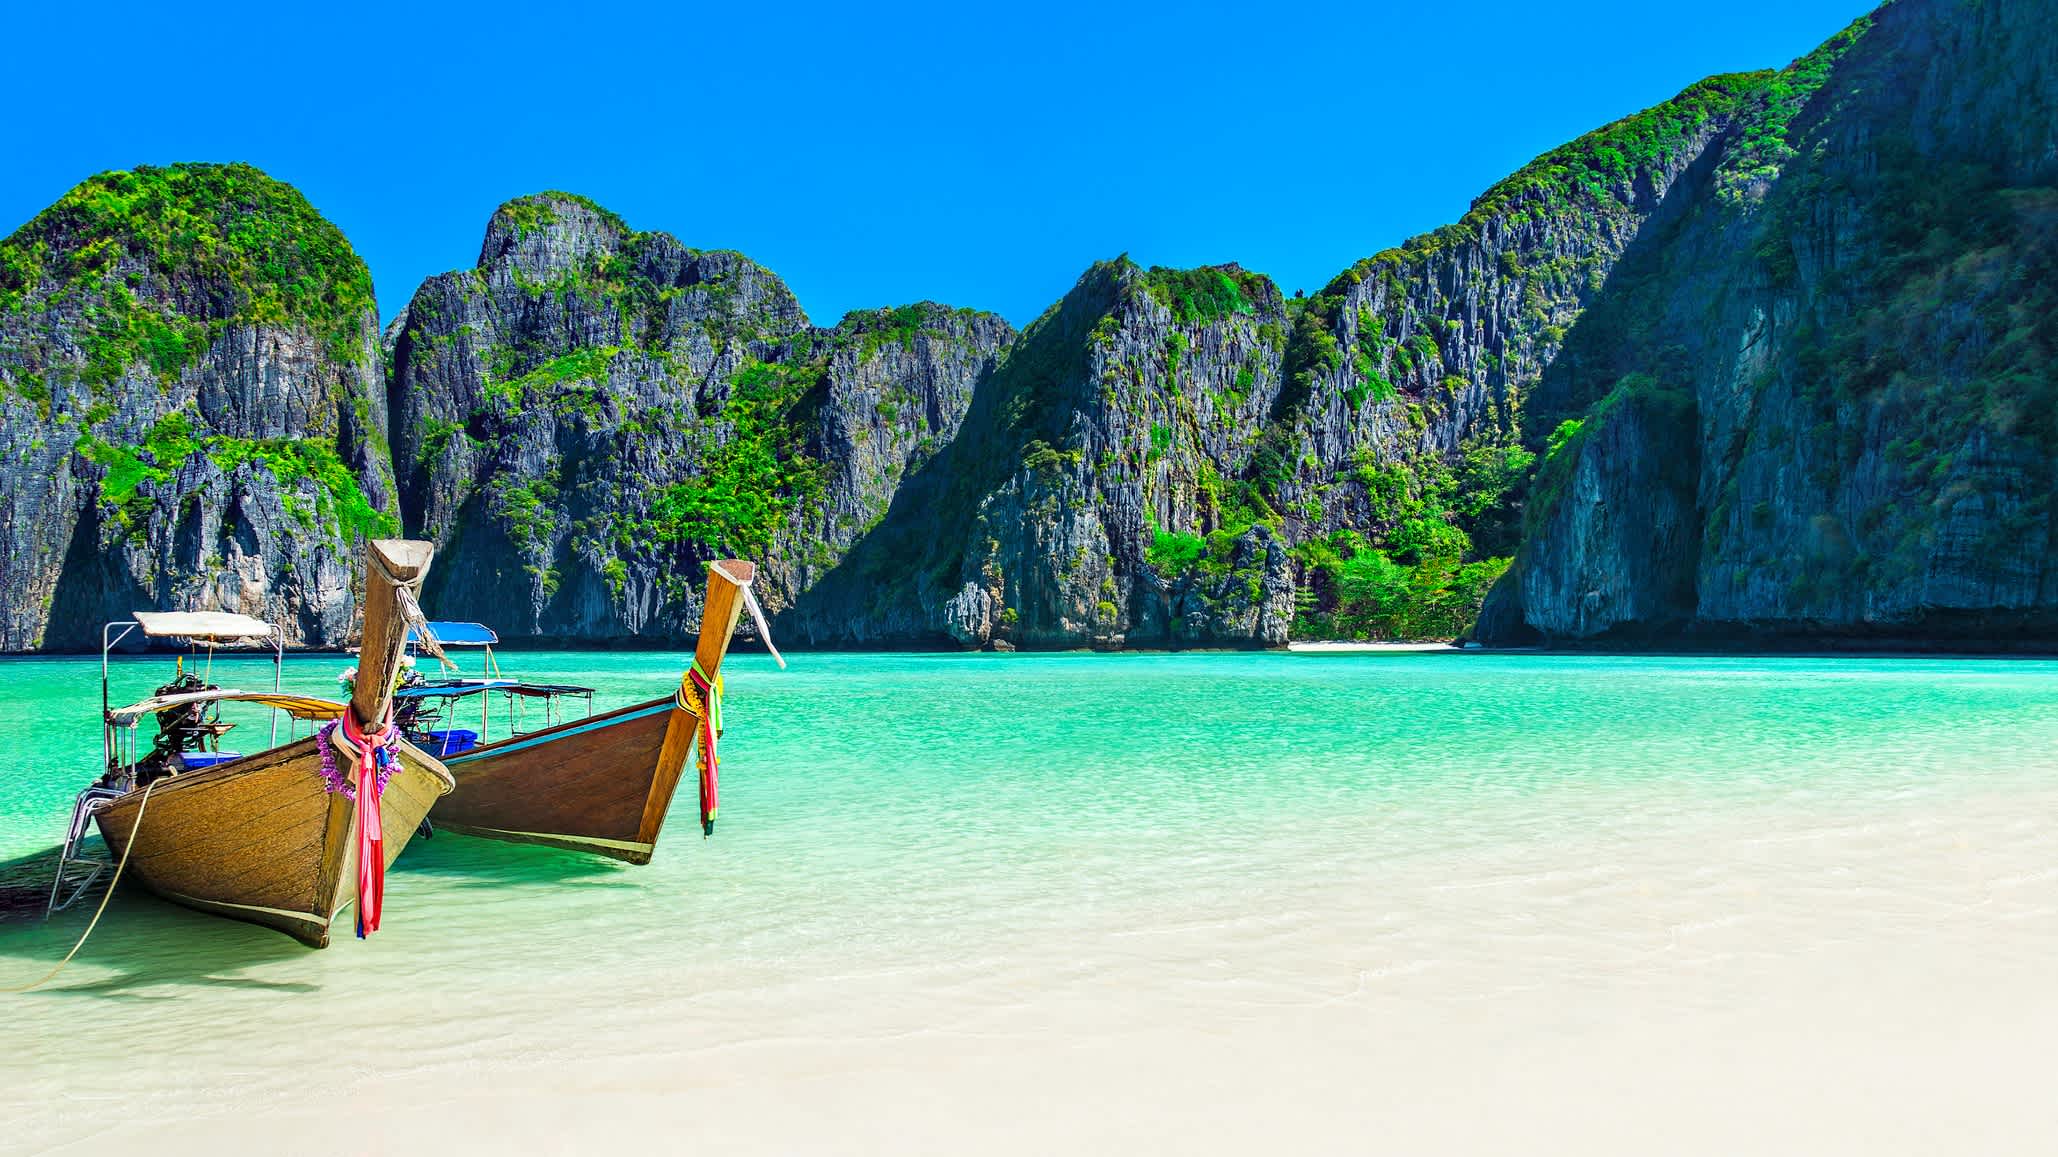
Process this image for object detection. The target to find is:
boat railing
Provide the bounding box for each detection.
[396,681,597,751]
[507,684,596,736]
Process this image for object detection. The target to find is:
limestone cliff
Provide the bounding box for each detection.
[794,260,1297,647]
[793,74,1772,648]
[2,0,2046,654]
[1483,0,2058,645]
[386,193,1012,641]
[0,163,394,650]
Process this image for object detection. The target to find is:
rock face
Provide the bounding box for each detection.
[1483,0,2058,645]
[1495,378,1703,639]
[0,0,2046,654]
[386,193,1012,641]
[796,261,1299,647]
[0,163,394,650]
[793,74,1770,648]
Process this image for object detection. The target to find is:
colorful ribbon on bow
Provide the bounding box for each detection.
[684,660,724,837]
[324,709,398,938]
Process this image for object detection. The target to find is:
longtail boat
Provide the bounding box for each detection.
[417,559,778,864]
[51,540,455,948]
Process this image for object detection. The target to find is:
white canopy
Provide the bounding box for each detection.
[108,689,348,727]
[131,611,277,642]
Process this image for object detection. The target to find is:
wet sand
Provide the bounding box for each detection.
[20,781,2057,1155]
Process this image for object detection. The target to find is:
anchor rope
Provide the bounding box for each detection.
[2,777,161,994]
[367,548,454,672]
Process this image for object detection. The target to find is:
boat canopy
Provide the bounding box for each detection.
[408,621,498,647]
[108,689,348,728]
[131,611,276,642]
[396,678,595,700]
[396,677,520,699]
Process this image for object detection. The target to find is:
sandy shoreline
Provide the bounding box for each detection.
[15,779,2056,1156]
[9,653,2057,1155]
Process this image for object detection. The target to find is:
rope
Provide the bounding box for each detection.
[2,777,160,994]
[733,581,787,669]
[366,548,455,672]
[667,564,793,839]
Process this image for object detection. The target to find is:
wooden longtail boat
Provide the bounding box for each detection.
[423,560,766,864]
[73,540,455,948]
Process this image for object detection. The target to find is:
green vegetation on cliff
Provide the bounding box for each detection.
[1292,439,1527,641]
[1322,72,1770,303]
[76,410,395,540]
[0,163,376,394]
[1460,72,1770,223]
[1714,14,1875,203]
[647,358,827,557]
[1140,265,1262,326]
[499,190,628,238]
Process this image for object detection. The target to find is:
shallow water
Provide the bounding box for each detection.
[3,651,2056,1154]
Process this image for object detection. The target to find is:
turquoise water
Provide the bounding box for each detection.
[4,650,2057,1152]
[11,648,2056,867]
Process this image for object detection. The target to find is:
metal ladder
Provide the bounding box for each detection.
[46,785,123,914]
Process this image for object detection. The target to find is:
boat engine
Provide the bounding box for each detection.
[134,670,220,786]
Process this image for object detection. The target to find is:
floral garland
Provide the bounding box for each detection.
[317,720,398,799]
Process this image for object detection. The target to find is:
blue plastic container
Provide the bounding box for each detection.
[178,751,242,770]
[427,729,479,755]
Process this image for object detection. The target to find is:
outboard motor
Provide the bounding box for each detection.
[135,670,216,786]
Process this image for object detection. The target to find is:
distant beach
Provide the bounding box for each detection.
[1286,640,1462,652]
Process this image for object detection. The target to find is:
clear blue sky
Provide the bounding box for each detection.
[1,0,1869,328]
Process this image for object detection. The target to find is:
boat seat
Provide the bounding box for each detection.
[426,729,478,755]
[177,751,243,770]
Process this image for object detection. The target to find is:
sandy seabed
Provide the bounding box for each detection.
[14,781,2055,1156]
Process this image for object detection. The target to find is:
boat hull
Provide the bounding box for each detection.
[430,695,697,865]
[95,737,452,948]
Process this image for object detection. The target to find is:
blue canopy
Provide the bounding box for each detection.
[394,678,594,700]
[408,621,499,646]
[396,678,521,699]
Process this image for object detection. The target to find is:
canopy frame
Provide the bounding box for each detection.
[404,622,509,734]
[103,612,286,765]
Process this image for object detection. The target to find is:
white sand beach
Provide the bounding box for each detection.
[1287,640,1463,652]
[8,652,2057,1155]
[16,778,2057,1156]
